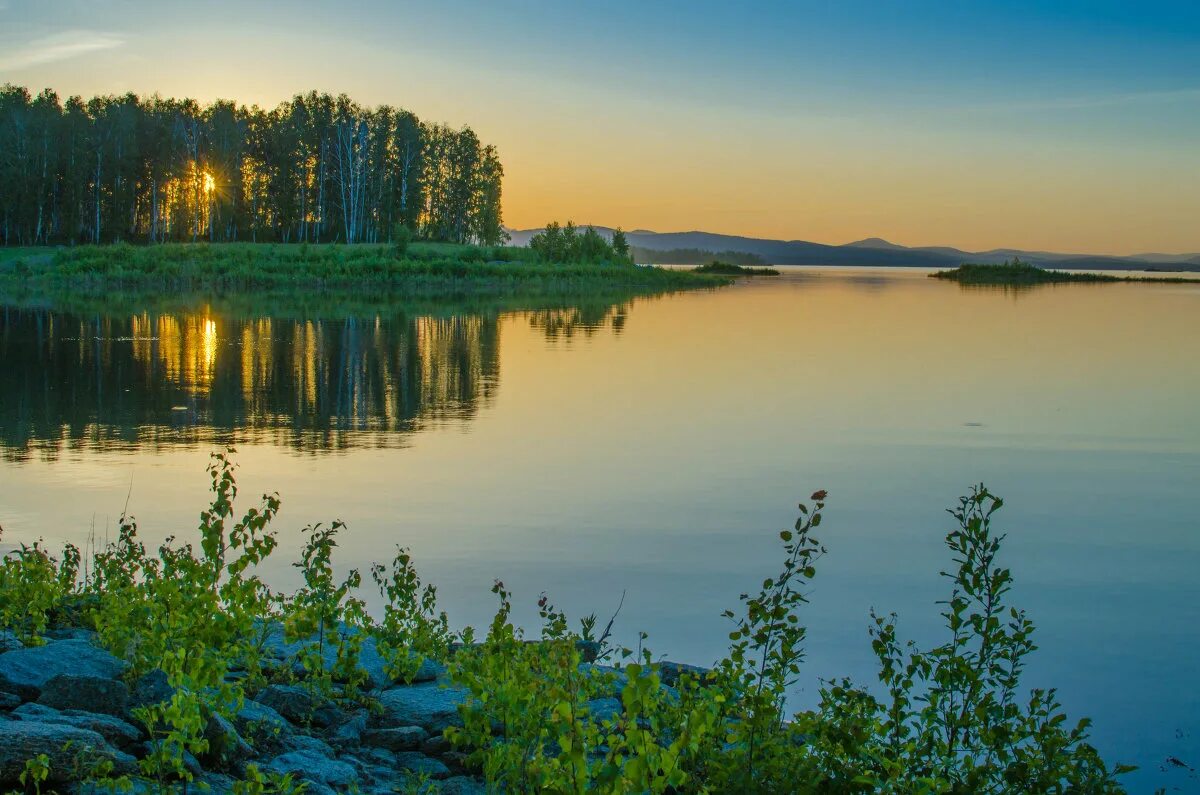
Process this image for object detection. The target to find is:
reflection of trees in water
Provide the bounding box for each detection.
[524,302,629,340]
[0,306,500,460]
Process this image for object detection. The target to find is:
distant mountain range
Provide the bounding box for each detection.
[505,227,1200,271]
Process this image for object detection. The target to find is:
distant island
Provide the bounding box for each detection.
[507,228,1200,271]
[691,261,780,276]
[931,261,1200,286]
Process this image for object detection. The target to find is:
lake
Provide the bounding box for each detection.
[1,268,1197,790]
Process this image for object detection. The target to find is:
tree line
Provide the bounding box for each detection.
[528,221,633,265]
[0,85,505,247]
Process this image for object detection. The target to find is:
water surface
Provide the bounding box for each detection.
[1,269,1197,789]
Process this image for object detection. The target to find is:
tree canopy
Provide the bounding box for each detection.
[0,86,505,246]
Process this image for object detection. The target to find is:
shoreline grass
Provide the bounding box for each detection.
[0,241,731,297]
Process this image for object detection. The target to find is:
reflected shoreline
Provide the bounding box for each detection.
[0,294,638,461]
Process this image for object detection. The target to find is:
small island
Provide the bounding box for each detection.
[931,260,1200,285]
[691,261,780,276]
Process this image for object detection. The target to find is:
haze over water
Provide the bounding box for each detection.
[1,269,1197,789]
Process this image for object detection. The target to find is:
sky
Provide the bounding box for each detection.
[2,0,1199,255]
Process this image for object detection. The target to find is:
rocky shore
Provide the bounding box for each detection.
[0,626,487,794]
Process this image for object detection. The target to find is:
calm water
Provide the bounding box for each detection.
[1,269,1197,789]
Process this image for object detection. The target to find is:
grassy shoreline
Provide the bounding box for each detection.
[0,242,730,297]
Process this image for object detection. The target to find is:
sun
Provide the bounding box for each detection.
[202,172,216,195]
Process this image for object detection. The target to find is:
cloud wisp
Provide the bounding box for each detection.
[0,30,124,72]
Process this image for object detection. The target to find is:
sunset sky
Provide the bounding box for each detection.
[3,0,1198,255]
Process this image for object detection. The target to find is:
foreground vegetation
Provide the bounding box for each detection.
[932,260,1200,286]
[0,452,1130,793]
[691,261,780,276]
[0,241,727,297]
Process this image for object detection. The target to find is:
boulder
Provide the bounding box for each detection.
[255,684,339,727]
[267,750,357,789]
[12,703,141,752]
[279,733,335,758]
[421,734,453,756]
[43,628,95,642]
[439,777,487,795]
[0,721,136,783]
[202,712,254,771]
[0,631,23,654]
[393,751,450,780]
[330,711,368,746]
[376,682,468,734]
[0,639,126,700]
[658,660,712,688]
[129,669,175,710]
[587,697,622,724]
[38,674,130,716]
[235,698,292,739]
[363,725,428,751]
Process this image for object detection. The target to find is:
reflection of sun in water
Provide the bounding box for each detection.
[202,172,215,195]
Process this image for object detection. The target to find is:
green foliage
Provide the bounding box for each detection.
[795,486,1131,793]
[391,222,413,257]
[528,222,634,266]
[447,585,720,793]
[0,530,79,644]
[88,449,283,785]
[284,521,369,700]
[18,754,50,795]
[231,764,307,795]
[371,547,452,684]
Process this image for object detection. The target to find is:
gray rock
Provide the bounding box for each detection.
[267,750,357,789]
[231,700,290,757]
[11,703,142,752]
[587,697,622,724]
[280,733,335,758]
[129,670,174,710]
[394,751,450,780]
[376,682,468,734]
[0,631,23,654]
[203,712,254,771]
[421,733,453,756]
[439,776,487,795]
[196,772,237,795]
[331,710,368,745]
[255,684,338,726]
[0,639,126,700]
[363,725,429,751]
[0,720,136,783]
[658,660,711,687]
[38,674,130,716]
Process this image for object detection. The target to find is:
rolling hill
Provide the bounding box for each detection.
[505,228,1200,271]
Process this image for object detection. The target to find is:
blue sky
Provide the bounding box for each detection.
[2,0,1198,252]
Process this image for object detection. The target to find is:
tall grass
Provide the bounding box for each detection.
[0,242,729,295]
